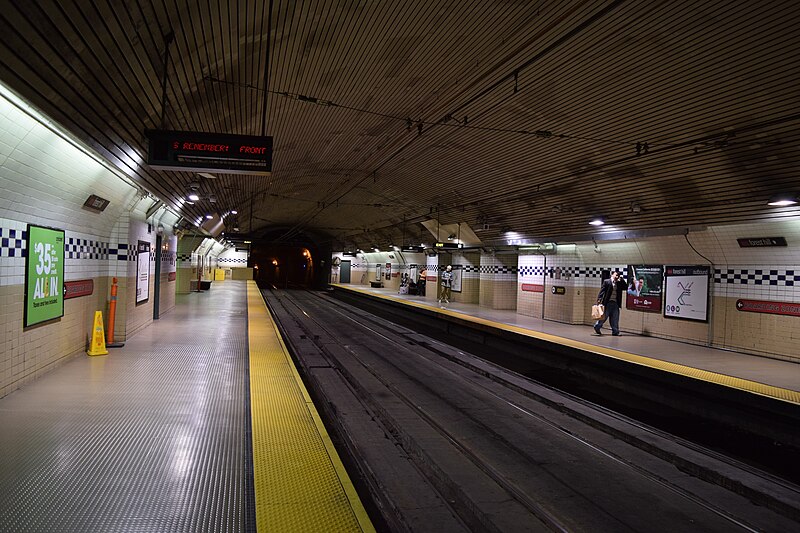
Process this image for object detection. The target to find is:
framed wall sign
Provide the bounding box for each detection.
[451,265,463,293]
[626,265,663,312]
[24,224,65,327]
[664,265,710,322]
[136,240,151,304]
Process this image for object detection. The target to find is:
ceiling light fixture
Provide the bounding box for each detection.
[187,192,200,201]
[767,193,798,206]
[205,214,213,219]
[589,217,605,226]
[231,209,238,214]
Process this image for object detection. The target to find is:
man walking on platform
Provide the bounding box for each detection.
[594,270,625,336]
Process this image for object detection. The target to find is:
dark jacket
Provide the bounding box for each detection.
[597,278,625,307]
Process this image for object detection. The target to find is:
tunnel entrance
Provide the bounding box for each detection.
[250,244,316,290]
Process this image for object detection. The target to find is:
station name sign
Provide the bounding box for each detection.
[736,237,787,248]
[145,129,273,175]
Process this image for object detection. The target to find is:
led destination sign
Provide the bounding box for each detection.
[435,242,464,249]
[145,129,273,175]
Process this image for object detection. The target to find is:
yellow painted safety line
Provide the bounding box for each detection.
[247,281,375,533]
[331,283,800,406]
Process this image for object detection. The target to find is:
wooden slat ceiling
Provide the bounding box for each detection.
[1,0,799,248]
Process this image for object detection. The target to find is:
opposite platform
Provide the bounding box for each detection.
[331,283,800,405]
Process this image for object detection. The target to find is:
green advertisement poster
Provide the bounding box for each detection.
[24,224,65,327]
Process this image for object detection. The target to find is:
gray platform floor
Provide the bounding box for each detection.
[342,285,800,392]
[0,282,251,533]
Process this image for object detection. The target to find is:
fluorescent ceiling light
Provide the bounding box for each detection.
[589,217,605,226]
[767,193,798,206]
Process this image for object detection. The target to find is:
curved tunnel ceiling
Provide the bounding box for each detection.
[1,0,798,249]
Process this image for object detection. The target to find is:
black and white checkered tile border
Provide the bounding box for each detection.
[479,265,519,274]
[66,238,119,260]
[0,228,25,257]
[433,264,474,272]
[160,250,176,264]
[714,268,798,286]
[177,253,193,262]
[519,265,546,276]
[218,257,247,263]
[0,229,177,262]
[519,265,628,278]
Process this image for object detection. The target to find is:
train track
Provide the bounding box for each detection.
[263,288,800,532]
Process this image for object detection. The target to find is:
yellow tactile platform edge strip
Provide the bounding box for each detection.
[247,281,375,533]
[332,284,800,406]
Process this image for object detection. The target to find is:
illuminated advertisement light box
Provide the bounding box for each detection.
[626,265,663,312]
[24,224,65,327]
[145,129,273,175]
[136,240,151,305]
[663,265,710,322]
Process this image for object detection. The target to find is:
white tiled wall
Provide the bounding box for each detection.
[449,252,479,304]
[479,254,517,310]
[524,221,800,361]
[518,254,546,318]
[0,81,183,397]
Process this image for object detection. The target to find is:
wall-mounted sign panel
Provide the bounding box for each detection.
[551,286,566,295]
[64,279,94,299]
[24,225,65,327]
[736,237,787,248]
[521,283,544,293]
[626,265,663,312]
[735,299,800,317]
[136,241,151,305]
[83,194,110,212]
[448,265,463,293]
[664,265,710,322]
[145,129,273,175]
